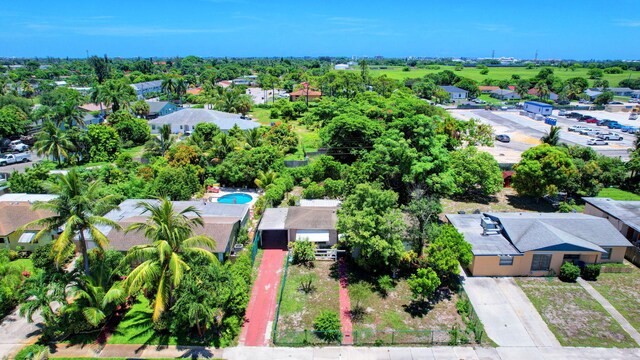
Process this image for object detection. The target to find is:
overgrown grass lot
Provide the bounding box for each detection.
[441,187,555,217]
[275,261,340,344]
[517,277,636,348]
[590,262,640,333]
[369,66,637,85]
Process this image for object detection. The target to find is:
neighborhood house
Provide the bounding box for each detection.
[145,100,178,119]
[0,193,58,252]
[100,199,250,262]
[147,108,261,134]
[583,197,640,244]
[490,89,520,100]
[447,212,631,277]
[439,85,468,101]
[130,80,163,99]
[258,206,338,250]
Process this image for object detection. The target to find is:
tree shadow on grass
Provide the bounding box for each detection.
[402,300,433,318]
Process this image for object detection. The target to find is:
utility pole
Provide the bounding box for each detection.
[492,50,495,59]
[534,50,538,63]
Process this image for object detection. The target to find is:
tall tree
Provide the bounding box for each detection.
[541,125,561,146]
[33,121,76,165]
[24,170,121,274]
[97,80,136,112]
[122,199,217,322]
[88,55,111,84]
[404,188,442,256]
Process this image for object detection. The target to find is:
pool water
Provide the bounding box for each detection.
[217,193,253,204]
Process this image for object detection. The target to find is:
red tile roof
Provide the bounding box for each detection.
[187,87,203,95]
[78,103,110,112]
[479,86,500,91]
[289,89,322,97]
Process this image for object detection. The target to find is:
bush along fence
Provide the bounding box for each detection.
[250,231,260,264]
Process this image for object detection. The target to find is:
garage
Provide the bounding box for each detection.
[261,229,288,250]
[295,230,330,244]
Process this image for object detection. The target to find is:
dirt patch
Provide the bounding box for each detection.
[441,188,555,220]
[590,261,640,333]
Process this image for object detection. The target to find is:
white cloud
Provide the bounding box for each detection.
[616,19,640,27]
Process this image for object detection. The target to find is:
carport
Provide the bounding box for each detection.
[258,208,289,250]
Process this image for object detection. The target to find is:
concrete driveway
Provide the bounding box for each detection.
[462,276,560,348]
[0,308,42,358]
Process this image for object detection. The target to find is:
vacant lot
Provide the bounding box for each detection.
[441,187,555,217]
[368,66,638,86]
[590,262,640,333]
[275,261,340,343]
[598,188,640,201]
[517,277,635,348]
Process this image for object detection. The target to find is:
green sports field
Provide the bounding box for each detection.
[368,66,638,86]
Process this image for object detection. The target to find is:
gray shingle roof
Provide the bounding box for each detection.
[131,80,162,91]
[148,109,261,131]
[440,85,467,93]
[146,101,171,114]
[447,212,632,256]
[583,197,640,233]
[258,207,338,231]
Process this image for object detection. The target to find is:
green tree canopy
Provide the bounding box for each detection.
[512,144,579,198]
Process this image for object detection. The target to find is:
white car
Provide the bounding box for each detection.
[587,138,608,146]
[568,125,589,132]
[578,128,594,135]
[598,133,623,141]
[9,140,28,152]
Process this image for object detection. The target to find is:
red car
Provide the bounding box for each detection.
[585,117,599,124]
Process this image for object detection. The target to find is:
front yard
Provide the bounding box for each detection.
[589,262,640,333]
[274,261,340,344]
[517,277,636,348]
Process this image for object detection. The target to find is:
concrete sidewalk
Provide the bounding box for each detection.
[578,278,640,346]
[0,308,42,358]
[48,344,640,359]
[462,276,559,347]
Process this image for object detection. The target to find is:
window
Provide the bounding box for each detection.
[602,247,613,260]
[499,256,513,266]
[531,254,552,271]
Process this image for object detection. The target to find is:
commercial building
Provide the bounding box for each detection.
[447,212,631,277]
[523,101,553,115]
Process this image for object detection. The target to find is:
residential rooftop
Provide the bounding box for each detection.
[148,108,261,131]
[583,197,640,233]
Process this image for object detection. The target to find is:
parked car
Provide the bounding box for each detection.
[578,128,595,135]
[597,119,614,126]
[607,122,623,129]
[0,152,31,166]
[584,117,599,124]
[587,138,608,146]
[566,112,582,119]
[609,101,624,105]
[630,113,638,120]
[568,125,590,132]
[558,110,567,116]
[9,140,28,152]
[534,114,545,121]
[598,133,623,141]
[624,126,639,134]
[495,134,511,143]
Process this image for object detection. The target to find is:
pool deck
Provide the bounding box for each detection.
[204,188,260,207]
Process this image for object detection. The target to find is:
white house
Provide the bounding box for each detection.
[130,80,163,99]
[147,108,261,134]
[334,64,349,70]
[440,85,468,101]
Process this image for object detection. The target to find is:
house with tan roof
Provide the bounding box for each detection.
[100,199,250,262]
[289,89,322,102]
[0,193,58,251]
[447,212,632,276]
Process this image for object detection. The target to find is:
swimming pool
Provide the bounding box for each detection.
[217,193,253,204]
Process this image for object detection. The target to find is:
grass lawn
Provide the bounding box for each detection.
[275,261,340,344]
[284,121,322,161]
[249,107,272,125]
[121,145,144,158]
[368,66,638,86]
[478,94,503,105]
[517,277,636,348]
[589,262,640,333]
[441,188,555,218]
[597,188,640,201]
[107,297,179,346]
[8,258,34,273]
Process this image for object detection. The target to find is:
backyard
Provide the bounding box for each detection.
[516,277,636,348]
[274,260,341,344]
[590,262,640,333]
[441,187,556,217]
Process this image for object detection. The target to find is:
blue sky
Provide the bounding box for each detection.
[1,0,638,59]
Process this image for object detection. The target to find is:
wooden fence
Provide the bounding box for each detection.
[624,246,640,269]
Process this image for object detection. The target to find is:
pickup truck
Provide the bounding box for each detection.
[0,153,31,166]
[9,140,28,152]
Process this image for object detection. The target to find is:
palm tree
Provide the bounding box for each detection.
[121,199,216,322]
[534,81,550,100]
[20,276,64,327]
[34,121,76,166]
[174,78,188,104]
[24,170,121,274]
[53,100,85,128]
[243,127,263,149]
[98,80,136,112]
[64,273,125,328]
[215,90,241,113]
[161,78,176,97]
[541,125,561,146]
[254,169,279,190]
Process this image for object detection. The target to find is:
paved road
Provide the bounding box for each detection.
[0,153,44,175]
[0,308,42,358]
[462,276,560,348]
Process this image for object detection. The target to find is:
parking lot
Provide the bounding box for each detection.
[451,109,634,163]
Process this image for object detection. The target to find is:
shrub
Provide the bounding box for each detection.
[559,262,580,282]
[377,275,395,296]
[407,268,441,301]
[302,181,325,199]
[291,240,316,265]
[287,195,300,206]
[14,344,48,360]
[313,311,342,342]
[298,273,317,294]
[581,264,601,281]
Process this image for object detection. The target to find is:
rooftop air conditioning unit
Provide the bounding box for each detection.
[481,217,501,236]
